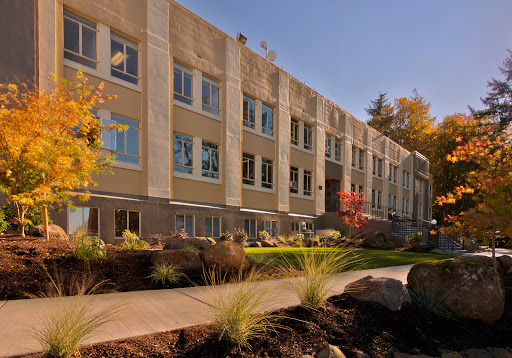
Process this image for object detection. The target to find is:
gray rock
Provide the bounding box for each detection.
[260,239,277,247]
[394,353,434,358]
[151,249,202,271]
[200,241,250,271]
[30,224,68,240]
[497,255,512,275]
[488,347,512,358]
[300,356,314,358]
[461,348,493,358]
[163,237,210,250]
[441,352,463,358]
[350,350,370,358]
[317,344,346,358]
[344,276,411,311]
[249,241,262,247]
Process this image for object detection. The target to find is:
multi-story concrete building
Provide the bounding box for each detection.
[0,0,433,243]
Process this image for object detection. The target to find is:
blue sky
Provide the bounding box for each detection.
[176,0,512,123]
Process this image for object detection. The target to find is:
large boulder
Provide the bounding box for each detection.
[317,345,346,358]
[498,255,512,275]
[30,224,68,240]
[260,239,277,247]
[151,249,202,271]
[200,241,250,271]
[407,260,505,324]
[344,276,411,311]
[456,254,512,276]
[163,237,210,251]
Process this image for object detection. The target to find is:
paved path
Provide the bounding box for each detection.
[1,248,511,358]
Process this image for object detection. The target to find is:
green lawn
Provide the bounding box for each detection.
[245,247,454,271]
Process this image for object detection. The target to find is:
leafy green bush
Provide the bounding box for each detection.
[148,263,183,287]
[70,229,105,266]
[330,230,341,240]
[406,233,423,249]
[0,209,8,233]
[219,232,233,241]
[170,229,188,239]
[258,230,270,240]
[120,230,149,250]
[233,228,248,244]
[148,233,164,245]
[182,244,201,254]
[2,203,50,233]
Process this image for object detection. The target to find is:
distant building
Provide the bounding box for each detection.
[0,0,432,242]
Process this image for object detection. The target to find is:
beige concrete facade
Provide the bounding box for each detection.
[3,0,433,242]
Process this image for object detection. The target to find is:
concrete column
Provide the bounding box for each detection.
[255,99,262,132]
[398,148,404,215]
[255,154,262,187]
[277,72,290,212]
[314,96,325,215]
[193,137,202,176]
[98,23,110,76]
[342,114,352,193]
[383,138,390,210]
[145,0,170,199]
[38,0,58,90]
[365,128,373,211]
[193,69,202,111]
[223,39,242,207]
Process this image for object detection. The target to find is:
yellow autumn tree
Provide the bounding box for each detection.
[0,72,117,238]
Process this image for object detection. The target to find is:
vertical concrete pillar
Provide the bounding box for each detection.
[383,138,390,211]
[277,72,290,212]
[224,39,242,207]
[38,0,57,90]
[398,148,404,215]
[145,0,170,199]
[365,128,373,211]
[314,96,325,216]
[98,23,110,76]
[342,114,352,193]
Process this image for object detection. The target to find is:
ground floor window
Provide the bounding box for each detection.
[244,219,257,239]
[115,209,140,237]
[68,207,99,236]
[205,216,221,238]
[176,214,194,237]
[264,220,279,238]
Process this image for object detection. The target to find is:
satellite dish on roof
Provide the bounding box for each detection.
[260,41,268,50]
[267,50,277,61]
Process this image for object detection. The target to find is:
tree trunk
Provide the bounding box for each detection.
[15,203,25,238]
[43,206,49,241]
[491,231,497,271]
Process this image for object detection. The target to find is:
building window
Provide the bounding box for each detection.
[264,220,279,238]
[110,32,138,85]
[429,185,432,198]
[351,183,356,193]
[419,180,424,194]
[261,158,273,189]
[303,170,312,196]
[334,138,342,161]
[174,63,193,105]
[63,9,97,69]
[352,148,357,168]
[291,118,299,146]
[403,171,410,189]
[428,207,432,220]
[244,219,257,239]
[110,114,139,164]
[325,134,332,158]
[115,209,140,237]
[418,203,423,219]
[303,123,313,150]
[373,157,383,178]
[389,164,398,183]
[358,149,365,171]
[243,95,256,129]
[202,140,219,179]
[371,190,382,209]
[389,194,397,210]
[290,166,299,193]
[402,199,410,214]
[205,216,221,238]
[202,75,219,115]
[176,214,194,237]
[173,132,193,174]
[242,153,256,185]
[68,206,99,236]
[358,185,364,194]
[261,104,273,136]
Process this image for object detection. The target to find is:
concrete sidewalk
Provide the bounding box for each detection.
[0,264,414,358]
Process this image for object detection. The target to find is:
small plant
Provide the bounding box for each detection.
[233,228,248,244]
[182,244,201,253]
[406,232,423,249]
[0,209,8,234]
[170,229,188,239]
[148,233,164,245]
[69,228,105,268]
[219,232,233,241]
[121,230,149,250]
[408,283,453,317]
[285,248,361,309]
[148,263,184,287]
[330,230,341,240]
[258,230,271,240]
[293,233,305,247]
[202,268,282,349]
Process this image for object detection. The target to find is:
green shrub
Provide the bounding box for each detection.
[120,230,149,250]
[148,233,164,245]
[329,230,341,240]
[258,230,270,240]
[408,283,452,317]
[406,233,423,249]
[0,209,8,233]
[233,228,248,244]
[182,244,201,254]
[203,268,282,349]
[170,229,188,239]
[148,263,183,287]
[285,248,361,309]
[2,203,51,233]
[33,298,119,358]
[219,232,233,241]
[70,229,105,267]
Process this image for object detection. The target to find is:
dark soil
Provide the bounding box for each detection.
[24,283,512,358]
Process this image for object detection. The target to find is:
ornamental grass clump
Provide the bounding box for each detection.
[120,229,149,250]
[285,247,361,310]
[69,228,105,269]
[202,268,281,350]
[408,282,453,318]
[148,263,184,287]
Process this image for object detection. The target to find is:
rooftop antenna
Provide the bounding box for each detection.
[260,41,277,62]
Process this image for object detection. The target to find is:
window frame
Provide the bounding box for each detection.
[261,157,273,189]
[173,132,194,174]
[244,218,257,240]
[290,166,299,193]
[173,62,194,105]
[67,206,99,236]
[303,123,313,151]
[263,220,279,238]
[176,213,195,237]
[261,103,274,136]
[114,209,141,237]
[201,75,220,115]
[204,216,221,238]
[303,170,312,196]
[201,140,220,179]
[243,95,256,129]
[290,118,299,146]
[325,134,332,158]
[63,9,98,69]
[110,31,139,85]
[110,114,140,164]
[334,138,342,161]
[242,152,256,185]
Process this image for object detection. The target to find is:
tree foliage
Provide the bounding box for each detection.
[336,190,368,238]
[0,72,117,236]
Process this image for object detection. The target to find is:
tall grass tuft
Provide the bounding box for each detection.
[148,263,184,287]
[120,229,149,250]
[33,299,119,358]
[408,282,453,317]
[202,268,282,349]
[285,247,361,309]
